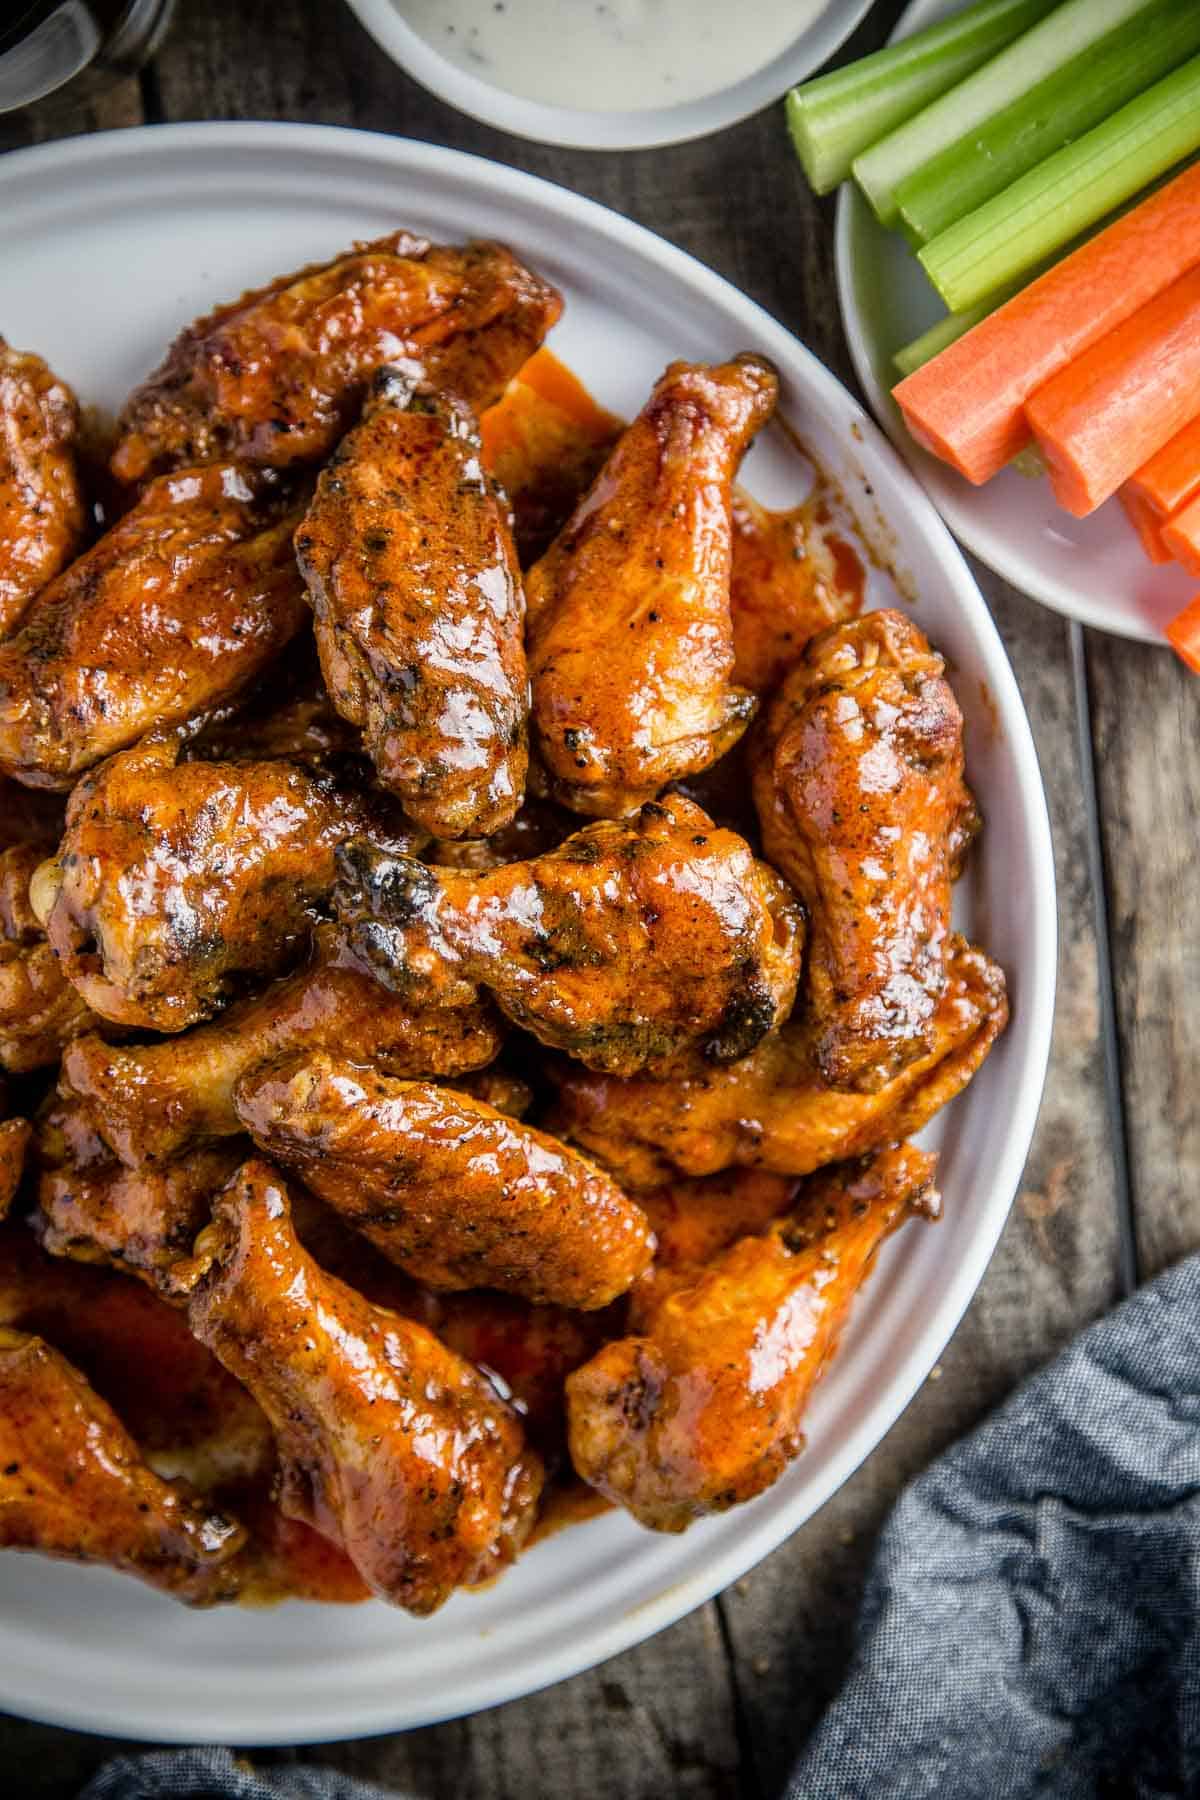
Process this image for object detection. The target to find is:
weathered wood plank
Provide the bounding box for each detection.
[1086,636,1200,1279]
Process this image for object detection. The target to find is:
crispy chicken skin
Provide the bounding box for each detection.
[334,795,803,1078]
[729,489,864,693]
[526,355,777,816]
[296,372,529,837]
[234,1051,654,1310]
[567,1143,936,1531]
[111,235,563,485]
[0,1117,30,1219]
[183,1159,543,1614]
[0,464,308,789]
[61,929,503,1168]
[549,937,1007,1188]
[0,842,99,1072]
[34,732,419,1033]
[0,1326,245,1601]
[753,610,979,1092]
[0,340,86,638]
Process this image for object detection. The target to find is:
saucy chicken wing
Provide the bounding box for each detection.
[0,1326,245,1601]
[526,355,776,816]
[753,610,979,1092]
[234,1052,653,1309]
[61,928,503,1168]
[334,795,802,1077]
[549,937,1007,1188]
[34,732,418,1033]
[0,464,307,789]
[567,1143,936,1531]
[0,339,86,638]
[729,488,864,694]
[0,842,99,1072]
[0,1117,30,1219]
[111,235,562,485]
[295,371,529,837]
[183,1158,543,1614]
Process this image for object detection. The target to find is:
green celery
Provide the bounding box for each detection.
[853,0,1156,229]
[784,0,1055,195]
[895,0,1200,243]
[918,51,1200,311]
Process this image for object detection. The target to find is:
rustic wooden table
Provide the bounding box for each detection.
[3,2,1196,1794]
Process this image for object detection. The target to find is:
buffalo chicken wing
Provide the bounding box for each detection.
[0,842,99,1072]
[0,339,86,638]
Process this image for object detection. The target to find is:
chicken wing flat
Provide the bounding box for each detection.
[295,371,528,837]
[234,1051,654,1310]
[0,340,86,638]
[183,1158,543,1614]
[34,732,419,1033]
[729,488,864,694]
[549,936,1007,1188]
[0,1326,245,1601]
[61,929,503,1169]
[566,1143,936,1531]
[526,355,776,816]
[0,843,98,1072]
[0,1117,30,1219]
[753,609,979,1092]
[0,465,307,789]
[479,346,623,566]
[111,235,562,485]
[334,795,802,1078]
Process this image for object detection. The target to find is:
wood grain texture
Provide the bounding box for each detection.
[1086,636,1200,1279]
[0,0,1141,1791]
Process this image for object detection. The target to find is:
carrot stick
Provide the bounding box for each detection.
[892,160,1200,485]
[1024,264,1200,517]
[1126,410,1200,517]
[1120,487,1174,565]
[1161,489,1200,577]
[1166,591,1200,672]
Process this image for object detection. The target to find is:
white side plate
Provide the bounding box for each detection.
[0,121,1055,1744]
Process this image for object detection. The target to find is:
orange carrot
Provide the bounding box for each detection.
[1024,265,1200,517]
[1161,489,1200,578]
[892,161,1200,486]
[1120,488,1174,566]
[1126,411,1200,518]
[1166,592,1200,673]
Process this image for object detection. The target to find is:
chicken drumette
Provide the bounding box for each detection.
[0,1326,245,1601]
[0,464,308,789]
[567,1142,936,1531]
[334,795,802,1078]
[0,842,99,1072]
[61,926,502,1168]
[753,610,979,1092]
[527,355,776,816]
[0,339,86,638]
[0,1117,30,1219]
[33,731,419,1033]
[549,937,1007,1188]
[296,371,529,837]
[111,235,562,485]
[234,1051,653,1309]
[180,1158,543,1614]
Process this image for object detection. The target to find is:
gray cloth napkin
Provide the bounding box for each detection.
[82,1256,1200,1800]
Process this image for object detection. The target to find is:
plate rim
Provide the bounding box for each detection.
[341,0,875,151]
[0,118,1057,1743]
[832,0,1179,645]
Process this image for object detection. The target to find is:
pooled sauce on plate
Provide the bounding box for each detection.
[398,0,828,113]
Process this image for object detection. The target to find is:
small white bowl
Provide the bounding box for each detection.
[342,0,874,150]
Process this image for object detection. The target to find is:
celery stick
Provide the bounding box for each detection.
[853,0,1156,229]
[895,0,1200,243]
[892,297,1008,378]
[784,0,1055,195]
[918,52,1200,312]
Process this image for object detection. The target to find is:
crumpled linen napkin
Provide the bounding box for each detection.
[81,1257,1200,1800]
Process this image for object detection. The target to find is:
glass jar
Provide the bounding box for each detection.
[0,0,175,117]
